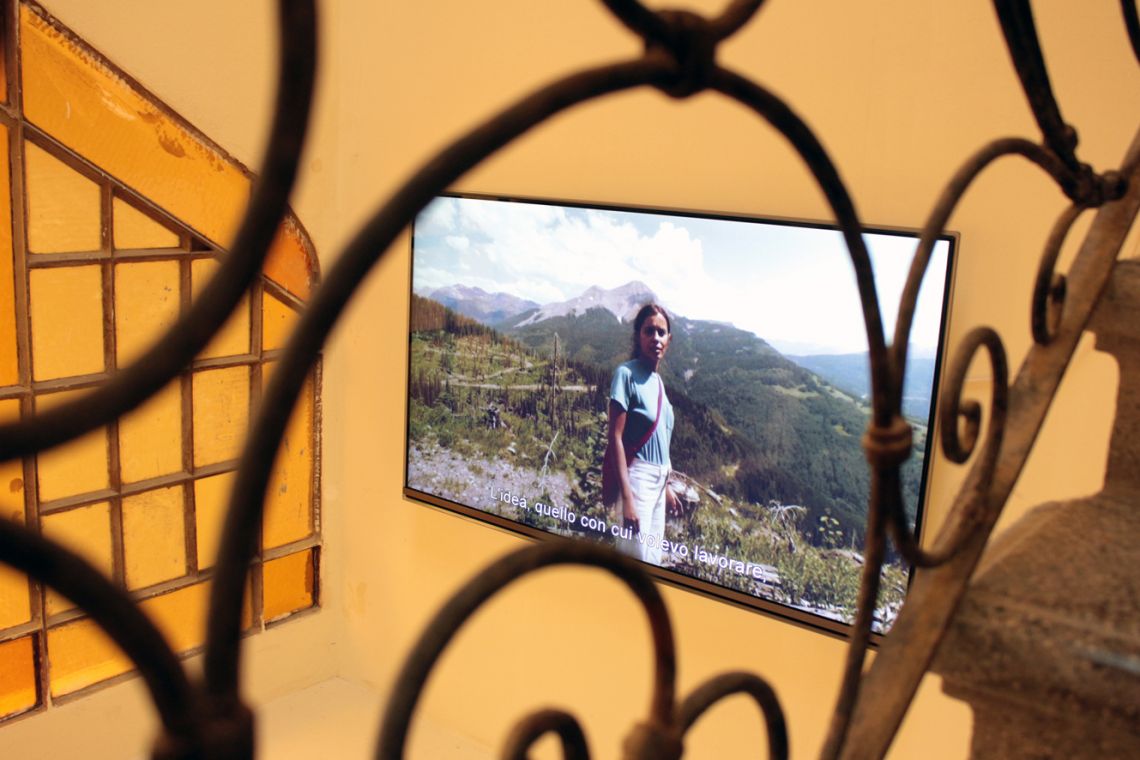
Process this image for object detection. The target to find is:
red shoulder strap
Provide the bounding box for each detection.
[625,375,664,465]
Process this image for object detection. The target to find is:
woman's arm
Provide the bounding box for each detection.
[607,399,639,533]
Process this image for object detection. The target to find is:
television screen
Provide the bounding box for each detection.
[404,193,954,636]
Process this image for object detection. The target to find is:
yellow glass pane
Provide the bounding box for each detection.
[29,265,105,381]
[40,502,112,616]
[115,260,180,366]
[0,125,17,386]
[193,470,233,571]
[36,390,109,502]
[47,618,130,697]
[191,367,249,467]
[122,486,186,590]
[139,582,208,654]
[191,258,249,358]
[262,549,315,623]
[0,399,29,629]
[265,215,315,300]
[264,377,314,550]
[112,197,180,250]
[118,379,183,484]
[0,561,30,630]
[24,141,101,255]
[0,397,24,515]
[262,290,299,352]
[20,4,249,247]
[0,636,38,719]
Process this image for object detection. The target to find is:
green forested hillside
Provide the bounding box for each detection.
[788,351,940,424]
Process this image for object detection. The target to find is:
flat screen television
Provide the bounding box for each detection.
[404,192,955,637]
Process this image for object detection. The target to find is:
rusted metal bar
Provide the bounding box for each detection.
[707,67,891,424]
[992,1,1081,174]
[500,709,591,760]
[1032,204,1089,345]
[1125,0,1140,65]
[884,137,1120,570]
[601,0,675,43]
[884,328,1008,569]
[204,55,675,703]
[706,64,901,760]
[676,671,789,760]
[838,126,1140,760]
[893,138,1071,380]
[0,519,193,742]
[373,541,676,759]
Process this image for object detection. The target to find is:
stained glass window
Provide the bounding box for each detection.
[0,0,321,722]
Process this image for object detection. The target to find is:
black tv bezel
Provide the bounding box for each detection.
[402,191,958,641]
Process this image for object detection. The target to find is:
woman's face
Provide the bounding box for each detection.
[638,313,671,362]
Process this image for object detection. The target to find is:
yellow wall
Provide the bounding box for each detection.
[7,1,1140,758]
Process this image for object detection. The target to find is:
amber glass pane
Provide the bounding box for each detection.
[36,391,109,502]
[115,260,180,366]
[191,367,249,467]
[28,265,104,381]
[0,563,30,632]
[47,618,130,697]
[118,379,182,484]
[191,259,249,358]
[112,197,180,250]
[41,502,112,616]
[262,549,315,622]
[140,582,208,654]
[24,141,101,254]
[264,377,314,550]
[0,562,30,630]
[20,4,249,246]
[193,471,233,572]
[262,290,299,352]
[122,486,186,590]
[0,125,17,387]
[0,399,28,629]
[264,217,314,300]
[0,397,23,515]
[0,636,38,719]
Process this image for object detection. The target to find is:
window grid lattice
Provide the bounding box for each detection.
[0,0,320,722]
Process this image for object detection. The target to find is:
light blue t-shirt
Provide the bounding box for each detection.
[610,359,673,467]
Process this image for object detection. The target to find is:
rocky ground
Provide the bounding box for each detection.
[407,442,575,523]
[407,441,901,632]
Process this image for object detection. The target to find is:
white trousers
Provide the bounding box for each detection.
[620,459,669,566]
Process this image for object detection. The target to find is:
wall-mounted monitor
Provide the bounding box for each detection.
[404,193,955,637]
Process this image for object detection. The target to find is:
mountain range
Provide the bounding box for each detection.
[425,284,539,326]
[511,280,656,327]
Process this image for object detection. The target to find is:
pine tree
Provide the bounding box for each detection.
[572,410,610,527]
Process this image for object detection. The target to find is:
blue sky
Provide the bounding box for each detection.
[413,195,952,356]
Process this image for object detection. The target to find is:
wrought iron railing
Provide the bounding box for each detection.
[1,1,1138,757]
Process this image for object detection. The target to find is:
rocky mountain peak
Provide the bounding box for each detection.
[514,280,661,327]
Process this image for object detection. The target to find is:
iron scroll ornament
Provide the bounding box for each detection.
[0,1,1136,759]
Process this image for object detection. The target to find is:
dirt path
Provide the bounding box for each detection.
[446,380,591,392]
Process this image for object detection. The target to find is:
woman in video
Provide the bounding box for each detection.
[605,303,678,565]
